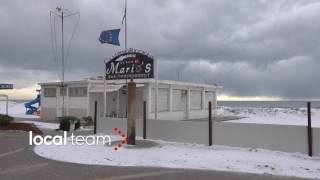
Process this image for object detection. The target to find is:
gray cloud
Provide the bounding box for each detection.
[160,55,320,99]
[1,0,320,99]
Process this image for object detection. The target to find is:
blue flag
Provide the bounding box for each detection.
[99,29,120,46]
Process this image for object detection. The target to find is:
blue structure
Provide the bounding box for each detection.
[25,94,40,115]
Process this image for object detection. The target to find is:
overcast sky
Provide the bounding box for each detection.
[1,0,320,100]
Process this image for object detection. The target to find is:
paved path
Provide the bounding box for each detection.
[0,131,313,180]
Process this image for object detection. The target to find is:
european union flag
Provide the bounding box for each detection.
[99,29,120,46]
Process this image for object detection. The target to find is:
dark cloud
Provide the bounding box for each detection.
[1,0,320,99]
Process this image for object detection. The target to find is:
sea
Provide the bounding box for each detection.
[218,101,320,109]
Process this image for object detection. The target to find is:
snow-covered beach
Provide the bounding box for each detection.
[217,106,320,127]
[2,100,320,179]
[34,135,320,179]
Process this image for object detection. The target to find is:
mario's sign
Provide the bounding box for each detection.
[105,48,154,80]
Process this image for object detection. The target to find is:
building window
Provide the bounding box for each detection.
[205,91,214,109]
[191,90,202,110]
[151,88,169,112]
[68,87,87,97]
[44,88,56,97]
[60,87,67,96]
[173,89,187,111]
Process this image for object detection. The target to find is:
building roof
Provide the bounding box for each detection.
[39,79,223,90]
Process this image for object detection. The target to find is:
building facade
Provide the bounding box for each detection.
[39,79,221,121]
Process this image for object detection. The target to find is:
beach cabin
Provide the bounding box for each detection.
[39,78,221,121]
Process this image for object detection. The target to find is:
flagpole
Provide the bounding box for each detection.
[103,62,107,121]
[61,9,65,117]
[124,0,128,119]
[155,59,158,121]
[125,0,127,50]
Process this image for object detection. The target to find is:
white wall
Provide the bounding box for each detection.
[41,82,218,121]
[41,97,57,109]
[41,87,57,109]
[147,83,217,120]
[67,97,88,109]
[88,87,144,119]
[41,87,57,120]
[97,118,320,156]
[213,122,319,155]
[41,85,89,120]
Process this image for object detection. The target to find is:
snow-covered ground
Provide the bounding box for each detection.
[4,100,316,178]
[0,101,39,119]
[217,106,320,127]
[19,120,93,131]
[21,120,59,130]
[34,135,320,179]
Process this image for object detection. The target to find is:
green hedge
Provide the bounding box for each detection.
[0,114,14,126]
[58,116,81,131]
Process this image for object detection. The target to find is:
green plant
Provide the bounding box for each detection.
[82,116,93,125]
[59,118,70,131]
[58,116,80,131]
[0,114,14,126]
[75,120,81,130]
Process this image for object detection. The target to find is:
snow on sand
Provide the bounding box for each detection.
[21,120,59,130]
[34,135,320,179]
[218,107,320,127]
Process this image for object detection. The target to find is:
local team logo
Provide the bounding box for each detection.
[113,127,128,151]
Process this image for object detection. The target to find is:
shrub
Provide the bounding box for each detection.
[75,120,81,130]
[59,118,70,131]
[82,116,93,126]
[0,114,14,126]
[58,116,80,131]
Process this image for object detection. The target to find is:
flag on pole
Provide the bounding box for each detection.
[99,29,121,46]
[122,0,127,24]
[122,9,126,24]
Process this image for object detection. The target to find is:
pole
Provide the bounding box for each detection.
[103,62,107,120]
[124,0,128,119]
[124,0,127,50]
[143,101,147,139]
[209,101,212,146]
[94,101,97,134]
[307,102,313,157]
[61,9,65,117]
[51,7,79,117]
[0,94,8,115]
[126,79,128,117]
[155,59,158,120]
[127,79,136,145]
[117,89,120,118]
[6,95,8,115]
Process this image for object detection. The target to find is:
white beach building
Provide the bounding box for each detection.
[39,78,222,121]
